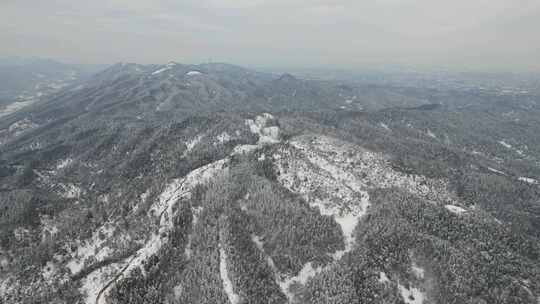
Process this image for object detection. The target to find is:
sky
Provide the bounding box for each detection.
[1,0,540,71]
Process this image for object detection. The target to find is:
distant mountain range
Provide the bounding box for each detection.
[0,57,104,117]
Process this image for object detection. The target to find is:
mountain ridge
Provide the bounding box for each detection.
[1,61,539,304]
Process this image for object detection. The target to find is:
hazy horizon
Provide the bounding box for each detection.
[2,0,540,72]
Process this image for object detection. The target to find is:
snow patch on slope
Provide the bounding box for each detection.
[232,144,259,155]
[230,113,282,156]
[59,183,81,199]
[8,118,38,136]
[56,158,73,170]
[378,272,390,284]
[41,261,57,284]
[80,260,129,304]
[499,140,513,149]
[518,177,539,185]
[251,234,294,299]
[66,224,115,274]
[152,67,171,75]
[398,283,426,304]
[411,263,425,280]
[216,132,232,144]
[183,134,203,156]
[220,245,240,304]
[78,158,229,304]
[279,262,322,301]
[487,167,506,175]
[151,62,176,75]
[251,235,277,273]
[245,113,280,144]
[0,277,15,298]
[0,100,36,118]
[499,140,525,156]
[445,205,467,214]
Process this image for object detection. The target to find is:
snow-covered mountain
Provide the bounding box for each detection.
[1,62,539,304]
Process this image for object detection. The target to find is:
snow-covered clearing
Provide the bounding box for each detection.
[250,235,279,283]
[519,177,539,185]
[378,272,390,284]
[152,67,171,75]
[59,183,82,199]
[331,210,365,260]
[487,167,506,175]
[220,245,241,304]
[80,259,131,304]
[41,261,57,284]
[278,262,322,301]
[251,234,324,301]
[66,224,116,274]
[216,132,232,144]
[0,277,16,298]
[499,140,525,156]
[0,257,8,269]
[398,283,426,304]
[233,144,259,155]
[230,113,282,156]
[151,62,176,75]
[245,113,280,144]
[8,118,38,136]
[0,100,36,118]
[183,134,203,156]
[40,215,59,243]
[499,141,513,149]
[251,235,264,251]
[56,158,73,170]
[445,205,467,214]
[411,263,425,280]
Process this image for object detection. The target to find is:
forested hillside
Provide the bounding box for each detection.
[1,62,539,304]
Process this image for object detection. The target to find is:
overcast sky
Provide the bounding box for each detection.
[1,0,540,71]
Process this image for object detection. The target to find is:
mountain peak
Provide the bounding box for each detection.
[277,73,297,82]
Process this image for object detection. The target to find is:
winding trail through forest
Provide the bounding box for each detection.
[90,159,228,304]
[94,255,137,304]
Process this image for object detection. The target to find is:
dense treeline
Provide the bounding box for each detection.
[361,189,539,304]
[105,155,346,304]
[220,208,287,304]
[301,187,540,304]
[239,172,342,275]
